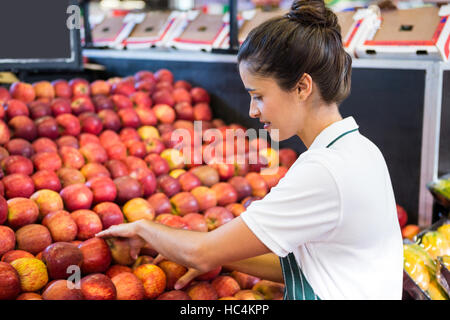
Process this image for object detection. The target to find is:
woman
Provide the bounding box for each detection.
[97,0,404,300]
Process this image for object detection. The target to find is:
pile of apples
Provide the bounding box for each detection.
[0,69,298,300]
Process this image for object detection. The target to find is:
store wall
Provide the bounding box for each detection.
[439,71,450,177]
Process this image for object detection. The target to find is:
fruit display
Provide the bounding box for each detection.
[403,220,450,300]
[0,70,294,300]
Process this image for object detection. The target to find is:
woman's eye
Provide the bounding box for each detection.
[253,96,262,101]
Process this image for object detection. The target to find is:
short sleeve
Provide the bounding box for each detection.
[240,160,341,257]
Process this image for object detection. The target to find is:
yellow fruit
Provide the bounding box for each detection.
[403,244,436,276]
[420,231,450,260]
[170,169,186,179]
[427,280,449,300]
[404,259,430,292]
[437,224,450,242]
[11,257,48,292]
[137,126,160,140]
[441,255,450,269]
[160,149,185,170]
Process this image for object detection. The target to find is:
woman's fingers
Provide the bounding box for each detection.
[96,223,136,238]
[152,254,166,265]
[174,268,203,290]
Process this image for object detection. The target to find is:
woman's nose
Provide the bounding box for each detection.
[249,102,260,119]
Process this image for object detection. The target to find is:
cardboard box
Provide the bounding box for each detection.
[336,6,381,57]
[124,11,183,49]
[167,11,228,52]
[91,15,135,49]
[238,9,288,44]
[355,6,450,61]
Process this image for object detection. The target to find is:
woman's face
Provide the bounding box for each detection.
[239,62,303,142]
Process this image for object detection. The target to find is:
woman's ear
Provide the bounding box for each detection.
[296,73,313,101]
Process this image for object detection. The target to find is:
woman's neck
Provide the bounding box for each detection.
[297,103,343,149]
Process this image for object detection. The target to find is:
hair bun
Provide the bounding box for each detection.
[286,0,339,29]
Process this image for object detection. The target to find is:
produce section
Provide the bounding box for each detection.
[0,70,291,300]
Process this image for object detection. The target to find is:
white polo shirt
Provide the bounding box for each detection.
[241,116,404,300]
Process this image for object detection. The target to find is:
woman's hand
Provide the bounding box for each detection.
[96,221,140,238]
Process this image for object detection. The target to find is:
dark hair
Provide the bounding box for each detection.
[237,0,352,105]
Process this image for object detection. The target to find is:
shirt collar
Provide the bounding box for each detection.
[308,116,359,150]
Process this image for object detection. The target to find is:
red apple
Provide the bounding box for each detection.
[190,165,219,187]
[4,99,29,119]
[69,78,90,97]
[234,289,265,300]
[3,173,35,198]
[6,197,39,229]
[157,290,191,300]
[99,130,121,149]
[182,213,208,232]
[9,82,35,103]
[80,143,108,164]
[112,272,145,300]
[78,133,101,147]
[0,195,6,224]
[174,102,194,121]
[146,153,170,177]
[186,281,218,300]
[157,260,188,290]
[155,213,189,229]
[105,159,129,179]
[42,279,84,300]
[1,250,34,263]
[30,189,64,218]
[177,172,201,192]
[135,106,157,126]
[56,113,81,136]
[245,172,269,198]
[129,167,157,198]
[122,197,155,222]
[397,204,408,228]
[32,137,58,154]
[78,237,112,274]
[135,70,155,82]
[90,80,111,96]
[35,116,59,139]
[57,167,86,188]
[42,242,83,280]
[80,273,116,300]
[0,120,10,145]
[52,80,72,99]
[2,155,33,176]
[33,81,55,100]
[228,176,252,201]
[59,146,85,169]
[86,176,117,204]
[231,271,261,290]
[191,87,210,104]
[50,98,71,116]
[145,138,165,155]
[71,209,103,240]
[131,91,152,109]
[211,182,238,206]
[79,112,103,135]
[170,192,199,216]
[5,138,33,158]
[32,170,61,192]
[118,108,141,128]
[0,261,21,300]
[80,162,110,180]
[174,80,192,91]
[190,186,217,212]
[42,210,78,242]
[113,176,144,204]
[0,226,15,257]
[120,127,140,144]
[71,95,95,115]
[212,275,241,298]
[204,206,234,231]
[155,69,174,83]
[252,280,284,300]
[193,103,212,121]
[60,183,93,211]
[8,115,37,141]
[147,192,172,216]
[112,81,136,97]
[29,100,52,119]
[93,202,124,229]
[56,135,79,149]
[157,174,181,198]
[225,203,246,217]
[126,140,147,158]
[135,79,156,93]
[153,103,176,124]
[105,142,127,161]
[105,264,133,279]
[16,292,43,300]
[278,148,297,168]
[0,87,10,104]
[32,151,62,172]
[15,224,52,255]
[172,88,192,104]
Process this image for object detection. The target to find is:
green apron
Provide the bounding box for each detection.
[279,128,358,300]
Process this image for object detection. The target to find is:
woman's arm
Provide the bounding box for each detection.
[98,216,272,273]
[223,253,284,283]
